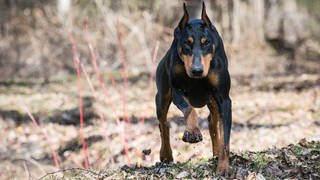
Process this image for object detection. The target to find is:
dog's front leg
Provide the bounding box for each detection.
[182,106,203,143]
[208,96,232,175]
[172,90,203,144]
[207,100,221,156]
[218,97,232,175]
[156,90,173,163]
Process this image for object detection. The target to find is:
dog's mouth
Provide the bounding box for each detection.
[186,70,206,79]
[190,73,204,78]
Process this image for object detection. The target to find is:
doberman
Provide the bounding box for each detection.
[155,2,232,175]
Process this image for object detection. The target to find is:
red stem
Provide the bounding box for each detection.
[80,62,105,121]
[69,32,90,169]
[116,21,128,122]
[115,21,132,165]
[124,137,131,164]
[22,105,60,169]
[85,20,116,105]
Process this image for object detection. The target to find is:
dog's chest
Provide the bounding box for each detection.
[171,76,216,107]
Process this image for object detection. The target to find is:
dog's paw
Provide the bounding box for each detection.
[217,164,230,176]
[160,155,173,163]
[182,128,203,143]
[217,159,230,176]
[160,148,173,163]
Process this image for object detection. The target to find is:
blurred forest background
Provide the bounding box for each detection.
[0,0,319,179]
[0,0,319,80]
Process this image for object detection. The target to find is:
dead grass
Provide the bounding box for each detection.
[0,46,319,178]
[0,2,319,178]
[0,0,180,80]
[38,140,320,179]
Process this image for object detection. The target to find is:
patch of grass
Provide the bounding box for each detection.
[291,145,305,156]
[39,140,320,179]
[312,142,320,150]
[242,151,250,160]
[252,153,270,171]
[230,165,238,176]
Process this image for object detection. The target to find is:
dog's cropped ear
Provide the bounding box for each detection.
[201,2,212,27]
[178,3,189,30]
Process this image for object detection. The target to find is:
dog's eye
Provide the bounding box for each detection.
[186,40,193,45]
[202,39,210,46]
[201,37,210,46]
[185,37,194,45]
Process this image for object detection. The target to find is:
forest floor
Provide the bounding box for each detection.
[0,46,319,179]
[40,139,320,179]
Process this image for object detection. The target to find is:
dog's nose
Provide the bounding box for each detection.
[191,66,203,75]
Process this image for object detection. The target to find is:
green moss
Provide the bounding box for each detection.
[252,153,270,171]
[292,145,305,156]
[242,152,250,160]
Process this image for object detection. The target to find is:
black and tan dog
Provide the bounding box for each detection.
[155,2,232,174]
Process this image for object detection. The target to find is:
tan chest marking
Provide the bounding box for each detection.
[208,71,219,86]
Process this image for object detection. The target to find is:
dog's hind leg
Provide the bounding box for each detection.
[172,89,203,143]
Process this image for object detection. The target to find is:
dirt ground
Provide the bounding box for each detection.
[0,46,319,179]
[40,139,320,179]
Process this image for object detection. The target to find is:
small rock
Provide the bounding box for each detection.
[176,171,189,179]
[236,167,247,179]
[246,172,266,180]
[256,173,266,180]
[158,167,166,174]
[266,164,282,176]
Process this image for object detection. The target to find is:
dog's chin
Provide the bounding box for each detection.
[187,73,206,79]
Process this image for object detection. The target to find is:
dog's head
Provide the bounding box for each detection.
[175,2,216,78]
